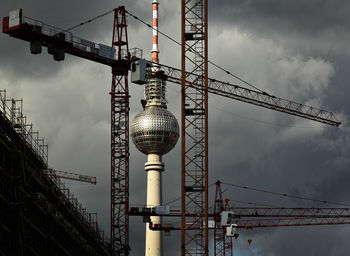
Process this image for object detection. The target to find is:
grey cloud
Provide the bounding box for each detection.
[211,0,350,34]
[209,0,350,63]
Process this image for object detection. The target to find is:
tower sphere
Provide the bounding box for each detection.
[131,106,179,155]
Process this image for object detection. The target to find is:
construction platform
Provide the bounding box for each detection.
[0,90,111,256]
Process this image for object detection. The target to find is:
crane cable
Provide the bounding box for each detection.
[165,183,283,208]
[227,199,281,208]
[64,8,115,32]
[222,182,350,208]
[125,9,271,95]
[164,182,216,205]
[218,188,282,208]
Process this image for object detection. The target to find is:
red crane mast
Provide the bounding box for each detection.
[110,7,130,255]
[214,181,233,256]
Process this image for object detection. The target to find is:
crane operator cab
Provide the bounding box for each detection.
[220,211,238,237]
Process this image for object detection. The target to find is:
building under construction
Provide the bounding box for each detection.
[0,90,111,256]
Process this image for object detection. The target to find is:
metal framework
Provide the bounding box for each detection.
[133,207,350,229]
[110,6,130,256]
[213,181,233,256]
[213,182,350,256]
[155,63,340,127]
[231,207,350,228]
[181,0,209,255]
[47,168,97,184]
[0,90,110,256]
[137,182,350,256]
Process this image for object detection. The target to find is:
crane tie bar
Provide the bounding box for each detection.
[65,8,115,32]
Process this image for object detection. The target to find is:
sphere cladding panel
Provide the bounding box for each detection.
[131,107,179,155]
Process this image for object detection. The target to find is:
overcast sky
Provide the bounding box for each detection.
[1,0,350,255]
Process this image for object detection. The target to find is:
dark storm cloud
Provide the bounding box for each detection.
[0,0,102,77]
[209,0,350,69]
[211,0,350,34]
[256,227,350,255]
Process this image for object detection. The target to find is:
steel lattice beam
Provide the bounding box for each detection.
[47,168,97,184]
[157,63,340,127]
[110,7,130,256]
[181,0,209,255]
[235,217,350,228]
[230,207,350,218]
[214,181,233,256]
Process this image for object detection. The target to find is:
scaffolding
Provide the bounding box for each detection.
[0,90,111,256]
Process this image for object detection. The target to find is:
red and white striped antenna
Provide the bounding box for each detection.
[152,0,160,71]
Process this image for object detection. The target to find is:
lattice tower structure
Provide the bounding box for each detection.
[110,6,130,256]
[223,198,234,256]
[214,181,233,256]
[181,0,209,255]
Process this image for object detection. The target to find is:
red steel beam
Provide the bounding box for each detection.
[110,6,130,256]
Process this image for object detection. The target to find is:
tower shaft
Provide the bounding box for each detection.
[145,154,163,256]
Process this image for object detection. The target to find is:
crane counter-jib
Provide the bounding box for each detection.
[3,9,122,65]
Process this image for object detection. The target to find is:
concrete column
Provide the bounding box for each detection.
[145,153,164,256]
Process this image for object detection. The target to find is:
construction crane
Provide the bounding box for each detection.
[213,181,350,256]
[214,181,234,256]
[129,204,350,230]
[179,0,340,255]
[47,168,97,185]
[129,181,350,255]
[3,8,132,255]
[2,6,340,256]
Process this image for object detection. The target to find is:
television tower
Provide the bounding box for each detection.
[130,1,179,255]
